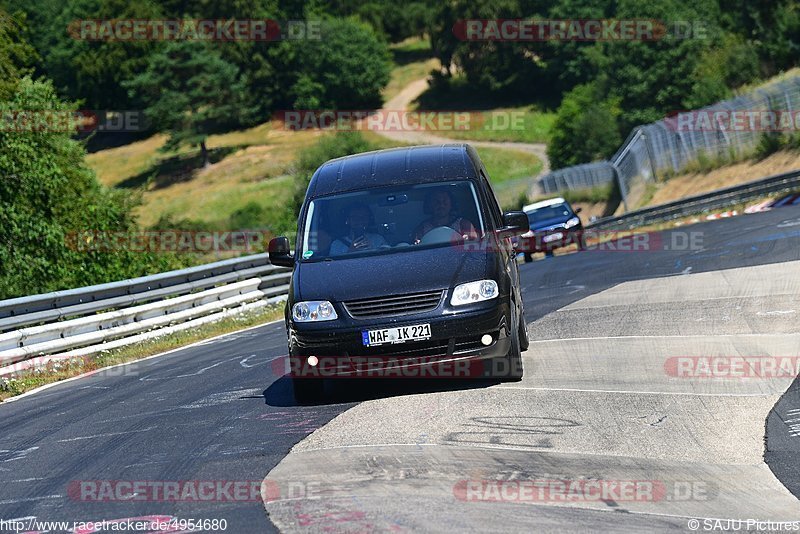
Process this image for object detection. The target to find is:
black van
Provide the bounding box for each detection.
[269,144,530,401]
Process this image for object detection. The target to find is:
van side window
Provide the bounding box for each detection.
[480,169,503,227]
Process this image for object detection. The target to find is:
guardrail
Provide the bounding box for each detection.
[587,168,800,230]
[0,254,291,376]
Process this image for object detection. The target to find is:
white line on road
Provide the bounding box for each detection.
[0,495,61,505]
[56,427,156,443]
[0,447,39,463]
[138,355,242,381]
[240,354,285,368]
[496,386,773,397]
[528,333,800,343]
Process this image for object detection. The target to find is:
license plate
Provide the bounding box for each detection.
[362,323,431,346]
[543,232,564,243]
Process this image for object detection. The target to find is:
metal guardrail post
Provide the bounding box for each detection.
[613,164,628,212]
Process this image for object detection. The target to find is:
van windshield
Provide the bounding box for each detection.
[300,181,485,261]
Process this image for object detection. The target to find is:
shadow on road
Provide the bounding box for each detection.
[263,375,501,407]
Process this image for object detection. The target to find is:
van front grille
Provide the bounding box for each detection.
[343,290,444,319]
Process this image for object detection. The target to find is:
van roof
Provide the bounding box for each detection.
[306,144,480,198]
[523,197,567,212]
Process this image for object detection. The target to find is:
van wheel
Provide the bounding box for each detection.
[523,253,533,263]
[518,312,529,352]
[293,377,324,404]
[498,311,524,382]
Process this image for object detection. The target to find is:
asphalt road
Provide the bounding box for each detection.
[1,204,800,533]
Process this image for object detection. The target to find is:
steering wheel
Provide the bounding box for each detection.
[419,226,462,245]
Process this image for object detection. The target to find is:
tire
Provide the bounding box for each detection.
[545,250,555,258]
[518,311,529,352]
[292,377,324,403]
[523,253,533,263]
[577,234,587,251]
[493,308,523,381]
[503,323,524,381]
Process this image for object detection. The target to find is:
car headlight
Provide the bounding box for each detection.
[292,301,338,322]
[565,216,580,229]
[450,280,499,306]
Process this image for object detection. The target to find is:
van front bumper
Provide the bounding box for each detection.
[287,302,513,379]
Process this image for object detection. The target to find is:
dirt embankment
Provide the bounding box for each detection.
[646,150,800,206]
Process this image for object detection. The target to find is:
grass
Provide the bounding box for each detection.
[481,146,545,209]
[0,304,284,402]
[479,146,543,184]
[634,183,659,209]
[87,122,322,229]
[412,75,555,144]
[428,106,555,145]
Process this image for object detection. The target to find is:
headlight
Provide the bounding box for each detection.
[450,280,499,306]
[292,301,338,322]
[565,216,580,229]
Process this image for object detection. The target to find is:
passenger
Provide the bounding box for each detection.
[329,203,387,254]
[412,189,478,244]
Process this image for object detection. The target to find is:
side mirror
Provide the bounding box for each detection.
[574,207,583,214]
[268,237,294,267]
[497,211,529,237]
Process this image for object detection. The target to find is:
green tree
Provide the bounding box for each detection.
[719,0,800,75]
[429,0,535,92]
[18,0,164,110]
[684,34,759,109]
[0,7,38,100]
[124,39,256,167]
[288,19,391,109]
[0,78,178,298]
[547,83,621,169]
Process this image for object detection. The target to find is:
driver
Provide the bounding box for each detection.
[412,189,478,244]
[330,203,387,255]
